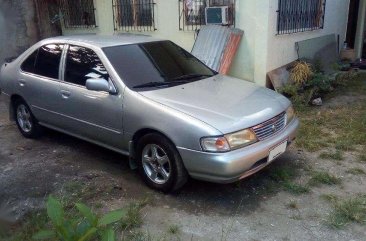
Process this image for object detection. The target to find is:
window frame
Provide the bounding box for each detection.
[60,0,97,29]
[20,43,65,81]
[61,44,118,94]
[277,0,326,35]
[112,0,156,32]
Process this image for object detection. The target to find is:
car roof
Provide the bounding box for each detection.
[44,34,162,48]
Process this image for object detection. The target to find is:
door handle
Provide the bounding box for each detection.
[61,90,71,99]
[19,80,26,87]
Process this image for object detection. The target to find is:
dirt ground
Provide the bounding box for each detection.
[0,87,365,240]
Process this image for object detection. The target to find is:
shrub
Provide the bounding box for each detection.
[290,61,313,85]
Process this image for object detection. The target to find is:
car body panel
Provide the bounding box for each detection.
[178,118,299,183]
[139,74,291,134]
[0,35,300,185]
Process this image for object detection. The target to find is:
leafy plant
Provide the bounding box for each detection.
[290,61,313,85]
[32,196,126,241]
[307,73,332,93]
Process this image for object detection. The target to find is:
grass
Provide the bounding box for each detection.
[268,165,310,195]
[321,194,338,203]
[308,171,341,186]
[1,211,48,241]
[327,195,366,228]
[167,224,180,235]
[295,73,366,153]
[319,151,344,161]
[283,181,310,194]
[358,154,366,163]
[286,200,299,210]
[119,198,149,231]
[346,168,366,175]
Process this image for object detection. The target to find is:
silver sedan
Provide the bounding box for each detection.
[0,35,299,192]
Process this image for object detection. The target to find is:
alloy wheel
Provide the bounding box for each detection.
[142,144,171,185]
[16,104,32,133]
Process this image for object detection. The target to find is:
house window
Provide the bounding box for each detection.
[178,0,235,31]
[277,0,326,35]
[112,0,156,32]
[60,0,96,28]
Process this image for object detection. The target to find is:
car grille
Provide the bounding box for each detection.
[252,112,286,141]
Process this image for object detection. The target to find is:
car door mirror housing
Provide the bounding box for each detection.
[85,78,117,94]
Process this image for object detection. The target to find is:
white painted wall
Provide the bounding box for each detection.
[61,0,350,86]
[266,0,350,78]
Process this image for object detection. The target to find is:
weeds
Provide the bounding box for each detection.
[346,168,366,175]
[283,182,310,194]
[327,195,366,228]
[308,171,341,186]
[286,200,299,209]
[358,154,366,163]
[167,224,180,235]
[268,166,309,195]
[319,151,344,161]
[321,194,338,203]
[119,198,149,231]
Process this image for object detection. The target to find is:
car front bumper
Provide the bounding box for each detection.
[177,118,300,183]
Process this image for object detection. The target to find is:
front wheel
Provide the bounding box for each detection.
[136,133,188,192]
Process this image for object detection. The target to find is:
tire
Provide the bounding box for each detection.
[14,99,42,138]
[136,133,188,192]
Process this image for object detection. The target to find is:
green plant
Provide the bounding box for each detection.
[32,196,126,241]
[279,83,299,97]
[290,61,313,85]
[308,171,341,186]
[307,73,332,93]
[167,224,180,235]
[319,151,344,161]
[327,195,366,228]
[346,168,365,175]
[286,200,299,209]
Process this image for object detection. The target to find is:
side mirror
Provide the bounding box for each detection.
[85,78,117,94]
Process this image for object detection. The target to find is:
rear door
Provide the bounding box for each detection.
[19,44,64,125]
[57,45,124,148]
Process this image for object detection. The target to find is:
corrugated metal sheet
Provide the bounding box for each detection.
[191,25,243,73]
[219,29,243,74]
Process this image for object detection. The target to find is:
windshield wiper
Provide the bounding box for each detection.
[133,81,191,89]
[171,74,214,81]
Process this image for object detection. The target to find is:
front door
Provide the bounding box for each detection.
[57,45,124,149]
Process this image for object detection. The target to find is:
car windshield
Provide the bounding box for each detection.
[103,41,217,90]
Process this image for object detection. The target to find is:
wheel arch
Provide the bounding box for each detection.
[131,128,177,157]
[9,94,25,121]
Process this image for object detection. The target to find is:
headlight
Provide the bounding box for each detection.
[225,129,257,149]
[201,129,258,152]
[286,105,295,124]
[200,136,230,152]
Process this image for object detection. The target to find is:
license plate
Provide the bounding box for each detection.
[268,140,288,162]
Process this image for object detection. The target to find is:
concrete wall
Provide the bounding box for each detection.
[62,0,350,86]
[0,0,39,64]
[266,0,350,76]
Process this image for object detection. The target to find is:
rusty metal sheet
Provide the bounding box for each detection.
[191,25,231,71]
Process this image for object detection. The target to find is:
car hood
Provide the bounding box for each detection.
[139,75,291,134]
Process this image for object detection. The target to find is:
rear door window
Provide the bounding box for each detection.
[21,44,64,79]
[64,45,109,87]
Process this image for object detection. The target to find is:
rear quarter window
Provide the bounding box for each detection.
[21,44,64,79]
[21,50,38,73]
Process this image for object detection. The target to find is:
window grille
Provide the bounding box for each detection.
[112,0,156,32]
[178,0,235,31]
[277,0,326,35]
[60,0,97,28]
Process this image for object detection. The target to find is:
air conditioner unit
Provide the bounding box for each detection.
[205,6,229,25]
